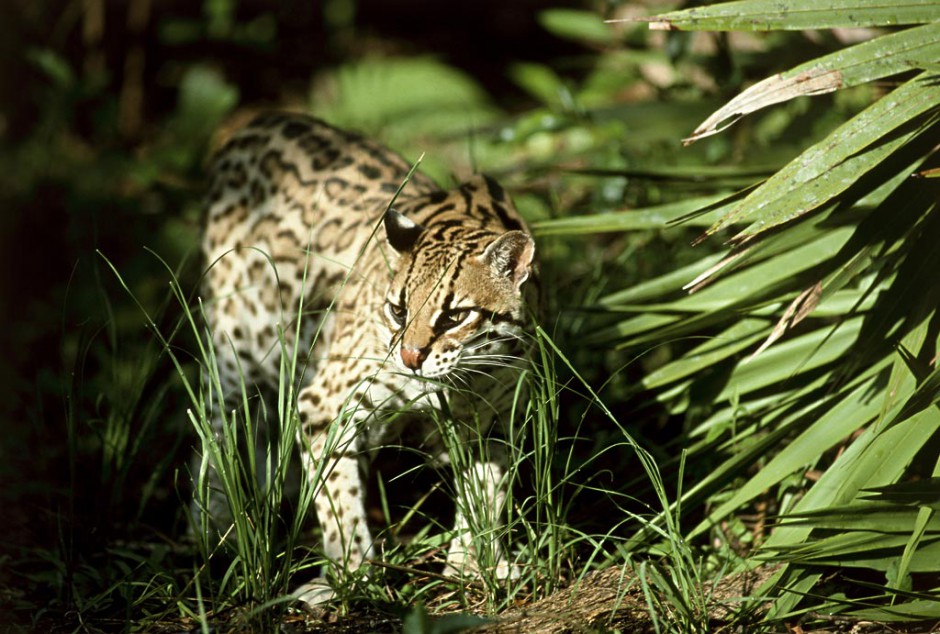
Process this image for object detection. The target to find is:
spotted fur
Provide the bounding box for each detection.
[198,112,537,603]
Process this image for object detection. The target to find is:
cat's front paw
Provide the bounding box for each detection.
[292,578,335,611]
[494,558,520,581]
[444,550,519,582]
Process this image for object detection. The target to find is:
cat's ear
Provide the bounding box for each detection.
[482,231,535,291]
[384,209,425,253]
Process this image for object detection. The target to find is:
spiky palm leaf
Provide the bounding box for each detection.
[543,0,940,625]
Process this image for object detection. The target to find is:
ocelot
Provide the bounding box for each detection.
[197,111,538,604]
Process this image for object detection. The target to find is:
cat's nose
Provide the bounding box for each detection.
[400,345,427,371]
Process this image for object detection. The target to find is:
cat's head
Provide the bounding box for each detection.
[380,177,536,379]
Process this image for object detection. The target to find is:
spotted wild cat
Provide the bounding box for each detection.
[197,112,537,604]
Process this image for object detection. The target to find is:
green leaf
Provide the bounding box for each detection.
[778,504,940,533]
[880,358,940,433]
[173,65,239,144]
[863,479,940,510]
[685,24,940,144]
[599,253,725,306]
[403,603,491,634]
[641,317,769,389]
[539,9,614,45]
[713,316,861,401]
[893,454,940,593]
[593,223,856,346]
[893,506,933,590]
[765,405,940,617]
[705,72,940,240]
[507,63,569,108]
[641,0,940,31]
[767,532,940,573]
[532,193,734,235]
[26,48,76,87]
[311,56,498,136]
[689,373,886,538]
[849,598,940,621]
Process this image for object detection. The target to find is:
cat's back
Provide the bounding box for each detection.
[202,112,437,261]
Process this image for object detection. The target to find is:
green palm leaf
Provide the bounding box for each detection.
[588,1,940,625]
[639,0,940,31]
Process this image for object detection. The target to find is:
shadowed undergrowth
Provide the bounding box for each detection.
[4,1,940,632]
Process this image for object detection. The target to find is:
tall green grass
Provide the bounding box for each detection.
[100,250,319,627]
[92,225,743,631]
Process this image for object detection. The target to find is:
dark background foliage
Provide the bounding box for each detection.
[6,0,934,630]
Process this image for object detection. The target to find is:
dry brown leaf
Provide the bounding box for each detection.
[747,281,823,362]
[683,247,751,294]
[683,68,844,145]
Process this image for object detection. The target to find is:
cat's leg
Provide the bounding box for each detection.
[442,373,522,581]
[294,382,374,607]
[443,446,518,580]
[190,319,287,535]
[191,246,294,539]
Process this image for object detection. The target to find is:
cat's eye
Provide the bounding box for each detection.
[385,301,407,326]
[437,309,470,330]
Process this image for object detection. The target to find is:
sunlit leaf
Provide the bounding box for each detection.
[532,193,733,235]
[704,73,939,240]
[636,0,940,32]
[684,24,940,143]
